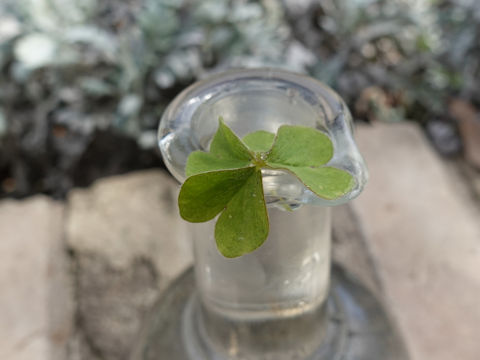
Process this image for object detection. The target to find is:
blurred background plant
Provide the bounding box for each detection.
[0,0,479,198]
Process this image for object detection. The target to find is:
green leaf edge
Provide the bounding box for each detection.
[266,124,334,167]
[178,166,257,223]
[214,168,269,258]
[242,130,276,153]
[265,163,356,200]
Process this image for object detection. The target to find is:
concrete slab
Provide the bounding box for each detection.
[352,122,480,360]
[0,196,72,360]
[66,170,192,360]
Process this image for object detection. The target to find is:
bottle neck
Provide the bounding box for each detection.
[189,205,332,358]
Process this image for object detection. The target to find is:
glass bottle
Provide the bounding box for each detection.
[156,68,370,359]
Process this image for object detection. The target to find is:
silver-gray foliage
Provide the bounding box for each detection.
[0,0,478,196]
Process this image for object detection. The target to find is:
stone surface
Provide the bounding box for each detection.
[353,122,480,360]
[0,196,73,360]
[5,123,480,360]
[66,170,192,360]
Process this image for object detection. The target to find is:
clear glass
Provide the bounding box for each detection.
[184,205,331,359]
[158,68,368,359]
[193,205,331,321]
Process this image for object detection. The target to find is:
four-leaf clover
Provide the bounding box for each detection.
[178,118,354,258]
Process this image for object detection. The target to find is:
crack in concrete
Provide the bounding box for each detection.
[67,248,106,360]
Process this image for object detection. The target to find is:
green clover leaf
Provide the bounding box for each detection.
[242,130,275,152]
[265,125,355,200]
[178,118,355,258]
[185,118,252,177]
